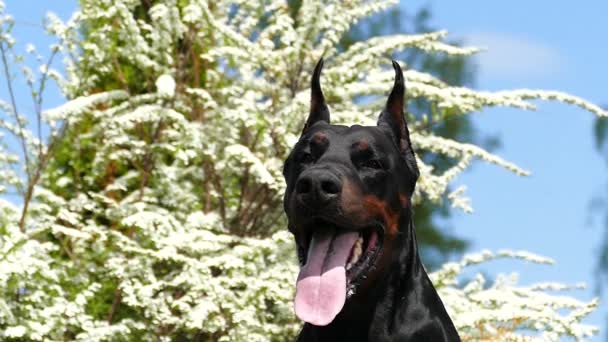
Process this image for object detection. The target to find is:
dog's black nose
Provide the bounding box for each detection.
[295,170,341,206]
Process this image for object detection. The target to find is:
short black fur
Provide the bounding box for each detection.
[282,59,460,342]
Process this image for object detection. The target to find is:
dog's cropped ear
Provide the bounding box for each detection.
[378,61,420,185]
[302,58,330,133]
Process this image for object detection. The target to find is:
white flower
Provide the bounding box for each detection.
[155,74,175,98]
[4,325,27,338]
[0,0,605,340]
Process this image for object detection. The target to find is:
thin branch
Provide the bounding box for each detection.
[203,162,226,224]
[235,167,250,219]
[239,186,270,235]
[138,119,164,201]
[33,48,59,160]
[18,123,69,231]
[0,42,31,180]
[107,287,122,324]
[237,184,265,229]
[7,43,63,232]
[112,57,129,90]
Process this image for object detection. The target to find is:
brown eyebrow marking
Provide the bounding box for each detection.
[399,193,409,208]
[357,140,369,151]
[312,131,327,144]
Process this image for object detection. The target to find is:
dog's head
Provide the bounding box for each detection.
[283,59,419,326]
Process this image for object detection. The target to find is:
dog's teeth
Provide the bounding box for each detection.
[347,236,364,269]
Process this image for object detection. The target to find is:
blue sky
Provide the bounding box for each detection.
[404,1,608,339]
[2,0,607,339]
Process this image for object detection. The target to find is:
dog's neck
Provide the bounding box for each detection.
[298,213,459,342]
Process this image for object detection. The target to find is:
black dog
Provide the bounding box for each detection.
[282,59,460,341]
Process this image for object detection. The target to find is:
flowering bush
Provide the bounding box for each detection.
[0,0,604,340]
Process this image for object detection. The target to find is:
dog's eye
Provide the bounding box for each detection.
[299,152,314,164]
[360,159,383,169]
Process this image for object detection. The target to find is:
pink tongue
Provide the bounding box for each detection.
[294,229,359,326]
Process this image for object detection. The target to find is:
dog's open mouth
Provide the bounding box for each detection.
[345,227,381,282]
[294,221,383,326]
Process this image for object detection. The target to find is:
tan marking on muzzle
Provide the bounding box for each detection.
[341,178,366,221]
[340,178,399,236]
[363,195,399,236]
